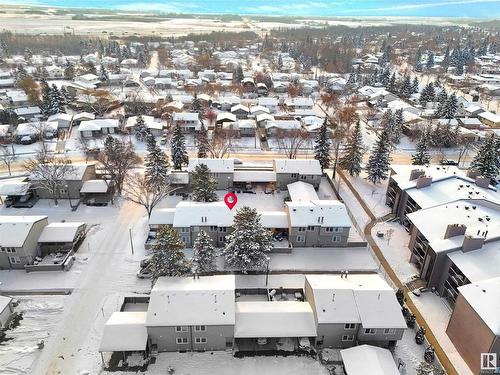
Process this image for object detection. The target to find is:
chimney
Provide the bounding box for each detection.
[466,169,481,179]
[409,169,425,181]
[416,175,433,189]
[444,224,467,239]
[462,233,486,253]
[475,176,490,189]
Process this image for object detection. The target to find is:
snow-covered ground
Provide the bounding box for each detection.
[409,292,473,375]
[342,171,391,219]
[102,351,329,375]
[0,296,66,375]
[372,221,419,284]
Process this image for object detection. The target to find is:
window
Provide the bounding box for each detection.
[307,226,315,231]
[9,256,21,264]
[175,326,188,332]
[195,337,207,344]
[291,173,298,178]
[194,325,206,332]
[176,337,188,344]
[365,328,376,335]
[181,236,188,244]
[296,235,305,242]
[384,328,395,334]
[325,227,334,232]
[344,323,355,330]
[209,226,217,232]
[219,227,227,233]
[180,227,189,233]
[334,228,341,232]
[219,236,226,242]
[300,175,307,180]
[2,247,15,253]
[342,335,354,341]
[332,236,341,242]
[59,188,68,195]
[297,227,306,232]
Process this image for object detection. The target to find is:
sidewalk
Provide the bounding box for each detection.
[337,168,459,375]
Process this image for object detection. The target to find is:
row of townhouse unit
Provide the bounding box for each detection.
[99,274,406,357]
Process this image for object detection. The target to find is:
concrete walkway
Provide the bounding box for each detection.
[337,168,458,375]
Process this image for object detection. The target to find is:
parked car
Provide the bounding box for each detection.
[12,192,38,208]
[19,136,35,145]
[137,267,152,279]
[440,159,458,166]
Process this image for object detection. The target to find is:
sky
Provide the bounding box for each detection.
[2,0,500,18]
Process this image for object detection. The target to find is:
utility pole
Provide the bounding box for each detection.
[129,227,134,255]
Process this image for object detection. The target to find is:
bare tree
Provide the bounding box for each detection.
[0,144,17,176]
[28,121,56,156]
[97,136,140,195]
[276,129,309,159]
[80,89,114,116]
[208,129,233,159]
[123,173,176,218]
[24,153,75,206]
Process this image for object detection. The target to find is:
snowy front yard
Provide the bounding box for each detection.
[103,352,329,375]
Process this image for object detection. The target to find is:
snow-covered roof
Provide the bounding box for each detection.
[305,274,406,328]
[249,105,270,115]
[405,176,499,210]
[80,179,110,194]
[447,241,500,283]
[16,122,57,136]
[30,164,93,182]
[260,211,289,229]
[79,119,119,132]
[390,165,464,190]
[0,215,47,248]
[73,112,95,121]
[125,115,163,130]
[256,113,275,123]
[173,201,233,227]
[188,158,234,173]
[149,208,176,226]
[231,104,249,113]
[0,180,30,196]
[233,170,276,183]
[407,199,500,250]
[478,111,500,124]
[341,345,400,375]
[99,312,148,352]
[274,159,322,175]
[265,120,301,131]
[146,275,236,326]
[173,112,200,122]
[234,301,317,338]
[287,181,319,202]
[216,112,237,123]
[458,277,500,335]
[286,200,351,228]
[38,222,85,243]
[47,113,73,123]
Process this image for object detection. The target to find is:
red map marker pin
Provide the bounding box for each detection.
[224,192,237,210]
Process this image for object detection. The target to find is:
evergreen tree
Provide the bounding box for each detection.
[471,135,499,180]
[412,77,420,94]
[314,119,331,171]
[388,73,397,92]
[99,64,109,83]
[64,62,75,79]
[379,68,390,87]
[365,128,392,184]
[339,121,364,177]
[234,65,244,83]
[192,230,217,274]
[171,124,188,170]
[191,164,218,202]
[419,83,436,106]
[442,46,450,69]
[145,134,170,188]
[49,84,64,114]
[390,109,404,144]
[191,93,201,113]
[442,93,458,119]
[426,51,435,70]
[223,206,272,273]
[412,130,431,165]
[134,114,149,141]
[149,226,190,281]
[434,89,448,117]
[400,75,412,98]
[196,124,209,158]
